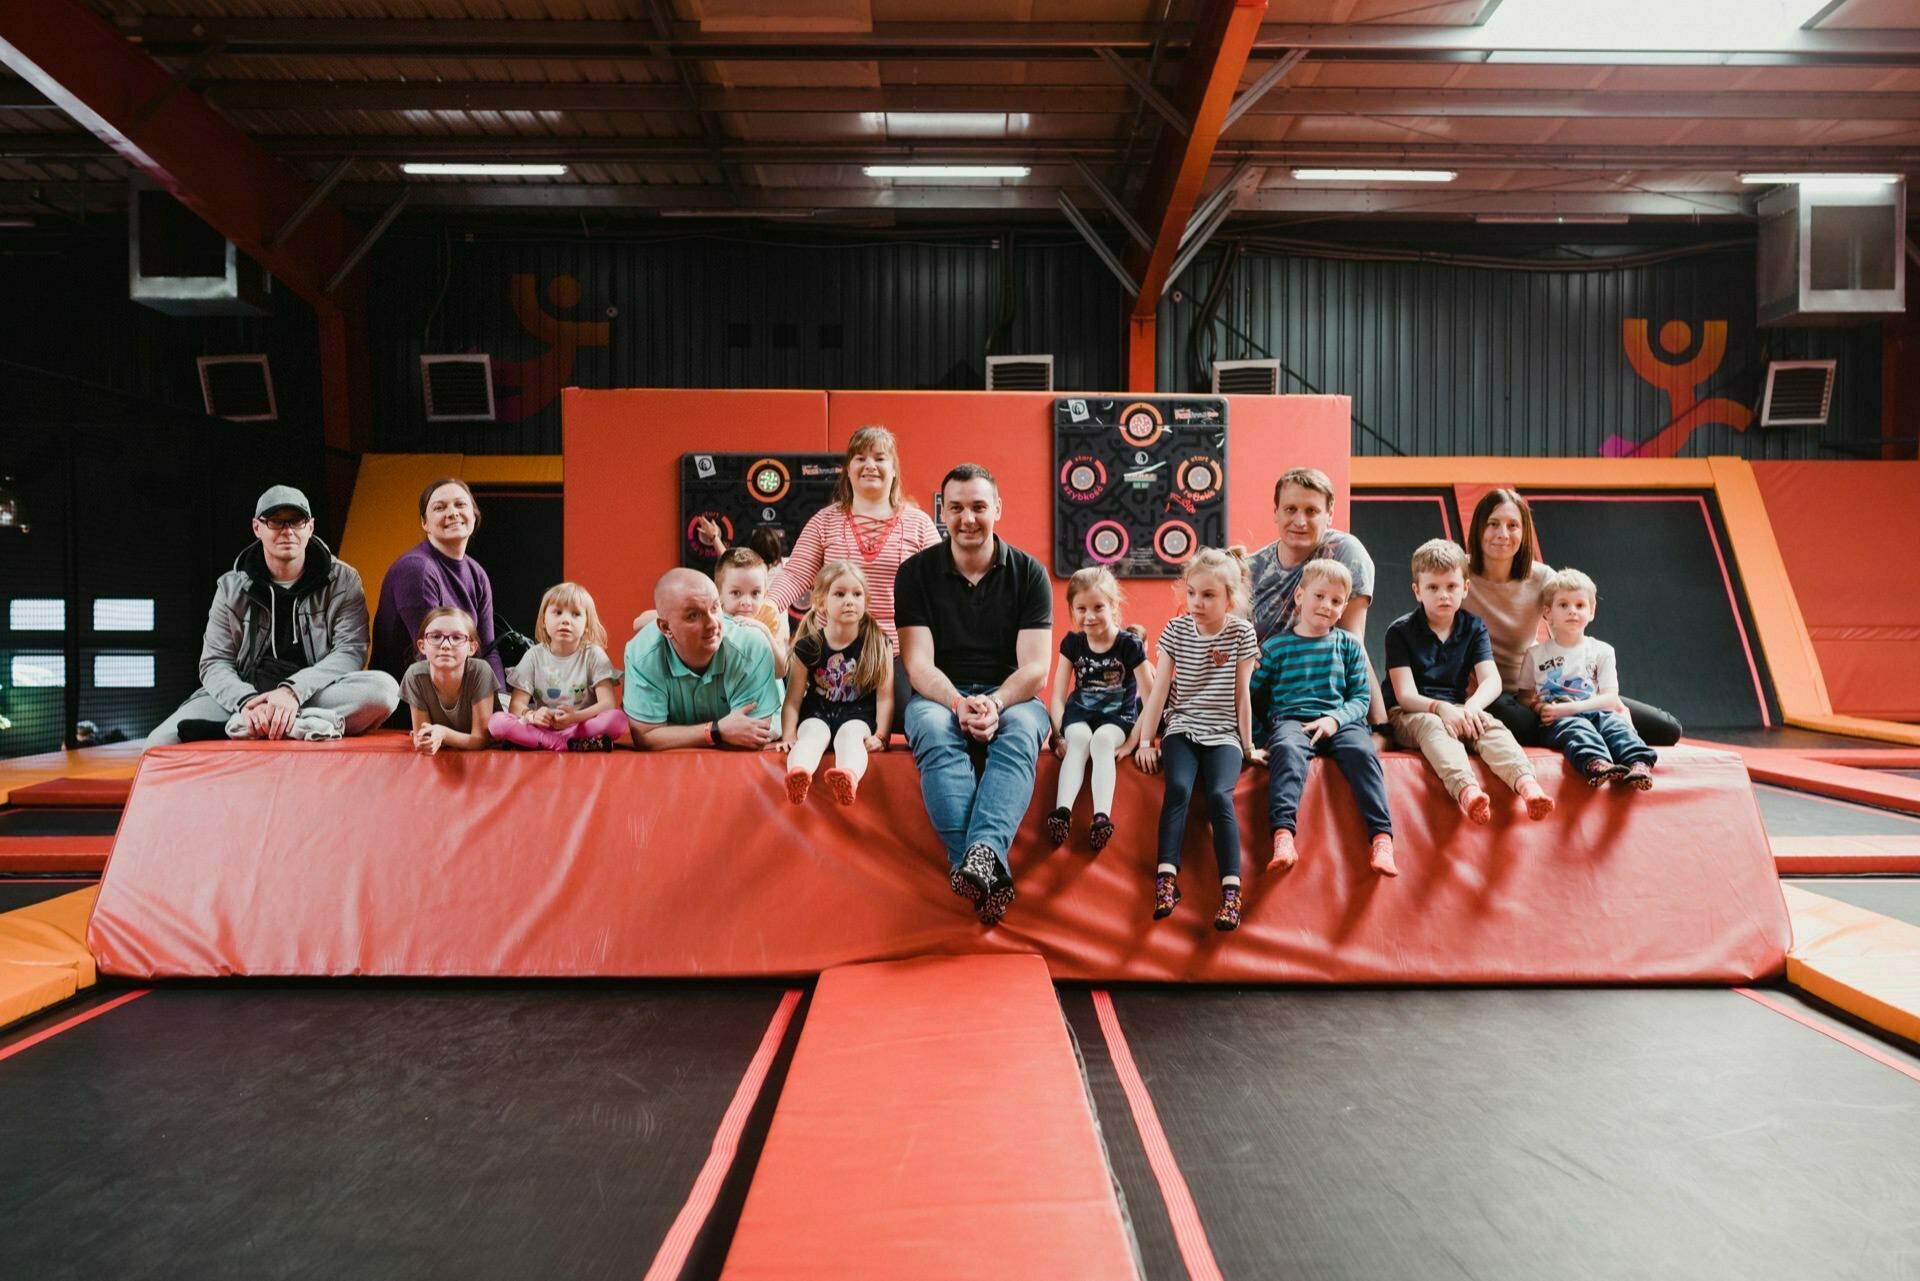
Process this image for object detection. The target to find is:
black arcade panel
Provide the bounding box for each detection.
[678,452,843,569]
[1052,396,1228,578]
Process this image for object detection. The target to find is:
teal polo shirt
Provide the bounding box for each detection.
[623,615,783,727]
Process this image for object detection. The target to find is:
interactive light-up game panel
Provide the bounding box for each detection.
[1052,397,1228,578]
[678,452,844,569]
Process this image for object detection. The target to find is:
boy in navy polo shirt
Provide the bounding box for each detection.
[1384,539,1555,826]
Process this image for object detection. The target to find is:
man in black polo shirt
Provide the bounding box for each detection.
[895,463,1053,927]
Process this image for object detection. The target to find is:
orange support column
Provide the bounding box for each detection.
[1129,314,1157,391]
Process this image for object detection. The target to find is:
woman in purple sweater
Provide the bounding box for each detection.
[371,479,507,695]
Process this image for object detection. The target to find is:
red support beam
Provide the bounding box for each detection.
[0,0,374,507]
[1124,0,1267,391]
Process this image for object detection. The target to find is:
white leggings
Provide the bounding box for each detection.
[1055,720,1128,814]
[788,716,872,781]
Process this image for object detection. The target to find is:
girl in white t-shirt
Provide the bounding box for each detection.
[1132,547,1263,932]
[488,582,626,751]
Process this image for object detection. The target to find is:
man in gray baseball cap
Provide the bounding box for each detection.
[148,484,399,745]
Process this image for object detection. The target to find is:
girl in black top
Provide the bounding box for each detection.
[776,561,895,806]
[1045,567,1154,852]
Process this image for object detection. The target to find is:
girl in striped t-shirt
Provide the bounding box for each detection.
[1133,547,1262,931]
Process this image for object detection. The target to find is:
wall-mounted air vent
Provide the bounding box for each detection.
[1212,359,1281,395]
[421,355,497,423]
[985,355,1054,391]
[1759,360,1837,427]
[196,355,277,422]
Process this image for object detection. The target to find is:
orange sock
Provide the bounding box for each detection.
[1269,829,1298,872]
[1457,785,1492,826]
[785,770,811,804]
[824,767,859,806]
[1369,834,1398,877]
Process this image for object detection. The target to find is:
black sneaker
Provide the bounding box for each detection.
[1088,813,1115,853]
[979,859,1016,927]
[950,843,995,906]
[175,718,231,743]
[1044,807,1071,847]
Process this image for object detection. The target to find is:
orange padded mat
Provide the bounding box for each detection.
[5,777,132,809]
[720,955,1136,1280]
[88,738,1788,983]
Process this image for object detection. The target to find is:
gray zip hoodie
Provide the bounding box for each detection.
[191,536,374,713]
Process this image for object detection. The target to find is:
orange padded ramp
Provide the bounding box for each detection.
[1692,739,1920,816]
[1771,836,1920,875]
[89,740,1787,983]
[5,777,132,808]
[0,886,100,1027]
[720,955,1137,1281]
[0,839,112,873]
[1781,885,1920,1047]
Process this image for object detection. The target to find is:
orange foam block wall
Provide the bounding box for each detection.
[88,740,1788,983]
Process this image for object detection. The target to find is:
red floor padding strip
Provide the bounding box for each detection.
[0,988,150,1063]
[89,740,1788,983]
[1734,987,1920,1085]
[643,989,801,1281]
[721,956,1137,1280]
[1772,836,1920,875]
[5,778,131,809]
[0,839,111,874]
[1093,990,1222,1281]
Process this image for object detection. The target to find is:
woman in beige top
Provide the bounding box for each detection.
[1467,488,1683,747]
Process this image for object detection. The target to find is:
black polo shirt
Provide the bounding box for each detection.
[1383,606,1493,709]
[894,536,1053,688]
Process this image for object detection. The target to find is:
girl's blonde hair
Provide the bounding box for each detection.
[1066,565,1146,639]
[533,581,609,650]
[1181,545,1251,615]
[416,605,480,647]
[793,560,892,695]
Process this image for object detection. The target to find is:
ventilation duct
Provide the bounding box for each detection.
[985,355,1054,391]
[1212,360,1281,395]
[1758,360,1837,428]
[1756,179,1906,327]
[421,355,498,423]
[129,179,272,317]
[196,355,278,422]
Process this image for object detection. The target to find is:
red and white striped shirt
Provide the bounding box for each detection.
[772,504,942,652]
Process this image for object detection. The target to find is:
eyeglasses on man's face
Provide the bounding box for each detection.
[422,631,473,648]
[259,516,311,532]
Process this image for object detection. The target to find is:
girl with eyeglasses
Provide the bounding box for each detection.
[401,607,499,755]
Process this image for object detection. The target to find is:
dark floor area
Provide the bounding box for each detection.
[1788,877,1920,930]
[0,808,121,837]
[0,878,97,911]
[1697,727,1908,751]
[1068,987,1920,1281]
[0,983,798,1281]
[1753,784,1920,837]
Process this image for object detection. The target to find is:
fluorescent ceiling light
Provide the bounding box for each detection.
[881,113,1027,138]
[1485,50,1726,64]
[861,165,1030,179]
[1291,169,1456,183]
[1475,214,1630,224]
[1740,173,1899,192]
[1477,0,1827,59]
[401,163,568,176]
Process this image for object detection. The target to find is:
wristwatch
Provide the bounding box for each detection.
[1369,721,1392,735]
[707,720,724,747]
[989,694,1006,712]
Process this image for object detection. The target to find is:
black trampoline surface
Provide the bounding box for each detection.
[1789,878,1920,930]
[1528,495,1774,731]
[1066,987,1920,1281]
[0,878,96,911]
[1753,784,1920,837]
[1349,492,1454,675]
[0,808,121,837]
[0,982,797,1281]
[1698,727,1911,751]
[1886,769,1920,780]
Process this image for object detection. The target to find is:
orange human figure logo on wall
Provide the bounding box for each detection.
[493,274,611,422]
[1603,318,1754,458]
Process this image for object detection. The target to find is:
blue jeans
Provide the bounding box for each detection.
[1541,710,1657,774]
[1267,719,1394,839]
[905,689,1050,876]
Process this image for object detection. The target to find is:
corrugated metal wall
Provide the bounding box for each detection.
[1160,244,1880,459]
[367,230,1125,454]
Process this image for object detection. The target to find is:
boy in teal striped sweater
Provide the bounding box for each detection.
[1252,560,1397,876]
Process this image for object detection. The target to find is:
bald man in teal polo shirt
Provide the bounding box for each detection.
[625,568,784,749]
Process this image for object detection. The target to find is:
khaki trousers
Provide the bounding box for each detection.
[1388,708,1534,800]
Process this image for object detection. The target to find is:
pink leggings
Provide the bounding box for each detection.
[487,708,630,751]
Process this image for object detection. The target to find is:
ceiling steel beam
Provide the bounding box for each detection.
[1221,48,1303,132]
[108,16,1920,63]
[9,132,1920,171]
[0,0,373,480]
[1124,0,1267,387]
[1091,45,1191,135]
[0,179,1768,217]
[11,81,1920,121]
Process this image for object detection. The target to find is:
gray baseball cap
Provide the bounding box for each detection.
[254,485,312,520]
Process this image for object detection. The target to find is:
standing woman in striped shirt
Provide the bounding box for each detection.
[771,426,941,734]
[1132,547,1263,932]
